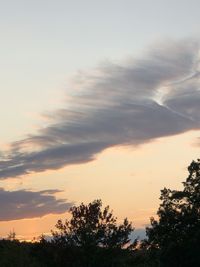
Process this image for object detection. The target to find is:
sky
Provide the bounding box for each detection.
[0,0,200,240]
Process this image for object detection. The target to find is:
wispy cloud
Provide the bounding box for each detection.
[0,188,72,221]
[0,39,200,179]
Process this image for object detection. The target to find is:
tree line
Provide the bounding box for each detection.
[0,159,200,266]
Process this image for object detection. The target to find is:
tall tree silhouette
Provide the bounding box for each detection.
[146,159,200,266]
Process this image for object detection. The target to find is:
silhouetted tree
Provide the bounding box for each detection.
[52,199,134,249]
[52,199,135,266]
[7,230,16,241]
[146,159,200,266]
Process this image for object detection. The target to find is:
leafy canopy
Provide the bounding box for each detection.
[145,159,200,266]
[52,199,134,249]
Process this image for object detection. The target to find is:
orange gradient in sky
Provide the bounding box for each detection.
[0,130,199,240]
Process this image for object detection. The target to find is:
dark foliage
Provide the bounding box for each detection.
[0,238,156,267]
[1,159,200,266]
[51,199,136,266]
[0,200,151,267]
[146,159,200,266]
[52,199,134,248]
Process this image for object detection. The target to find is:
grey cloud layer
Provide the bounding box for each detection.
[0,40,200,179]
[0,188,72,221]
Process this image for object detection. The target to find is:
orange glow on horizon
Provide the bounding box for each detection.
[0,130,199,239]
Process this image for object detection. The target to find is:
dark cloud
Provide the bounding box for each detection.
[0,39,200,179]
[0,188,72,221]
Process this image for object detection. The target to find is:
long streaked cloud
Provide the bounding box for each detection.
[0,39,200,179]
[0,188,72,221]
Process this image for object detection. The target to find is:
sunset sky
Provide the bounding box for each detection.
[1,0,200,240]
